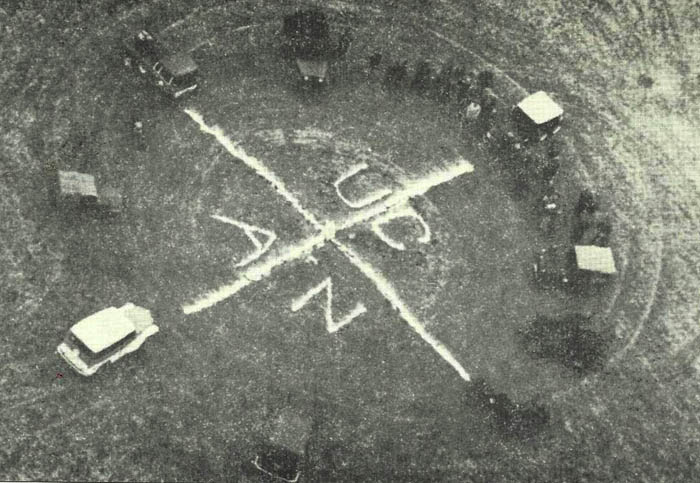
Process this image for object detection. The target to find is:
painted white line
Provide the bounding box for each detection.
[334,162,393,209]
[184,110,323,229]
[332,240,471,381]
[334,160,473,232]
[291,277,367,334]
[231,24,254,33]
[183,160,472,314]
[188,39,214,53]
[183,111,473,381]
[370,203,431,251]
[182,232,327,315]
[254,128,286,147]
[211,214,277,267]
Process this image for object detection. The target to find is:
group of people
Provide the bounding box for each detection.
[371,53,611,247]
[374,54,498,135]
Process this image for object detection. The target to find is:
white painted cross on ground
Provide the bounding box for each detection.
[182,109,474,382]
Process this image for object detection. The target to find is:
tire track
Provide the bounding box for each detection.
[608,239,664,365]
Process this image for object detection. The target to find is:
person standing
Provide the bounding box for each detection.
[479,87,498,140]
[540,189,562,236]
[462,100,481,130]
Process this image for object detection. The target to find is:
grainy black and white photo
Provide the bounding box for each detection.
[2,0,700,481]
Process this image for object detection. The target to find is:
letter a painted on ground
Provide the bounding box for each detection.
[211,214,277,267]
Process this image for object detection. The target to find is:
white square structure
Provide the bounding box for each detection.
[517,91,564,126]
[574,245,617,274]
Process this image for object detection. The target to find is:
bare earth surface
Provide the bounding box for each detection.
[1,0,700,481]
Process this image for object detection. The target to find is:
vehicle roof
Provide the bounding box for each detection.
[58,171,98,198]
[160,52,198,77]
[517,91,563,125]
[70,303,152,353]
[296,58,328,78]
[267,410,312,454]
[574,245,617,274]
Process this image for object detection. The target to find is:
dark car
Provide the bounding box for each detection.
[533,244,616,289]
[281,9,351,87]
[123,30,198,99]
[250,410,312,482]
[533,245,574,289]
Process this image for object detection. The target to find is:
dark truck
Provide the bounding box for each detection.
[123,30,198,99]
[533,244,617,289]
[281,9,351,85]
[249,409,312,482]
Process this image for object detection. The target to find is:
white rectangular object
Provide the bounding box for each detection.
[70,305,140,353]
[517,91,563,125]
[575,245,617,274]
[58,170,98,198]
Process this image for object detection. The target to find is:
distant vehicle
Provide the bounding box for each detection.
[282,9,348,86]
[511,91,563,143]
[533,244,616,289]
[295,58,328,84]
[123,30,198,99]
[251,409,312,482]
[53,170,124,216]
[57,303,159,376]
[533,245,574,288]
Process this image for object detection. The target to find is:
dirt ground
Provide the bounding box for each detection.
[1,1,699,481]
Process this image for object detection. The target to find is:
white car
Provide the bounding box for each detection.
[57,303,159,376]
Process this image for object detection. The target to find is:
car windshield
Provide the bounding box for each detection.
[135,38,159,58]
[66,331,137,365]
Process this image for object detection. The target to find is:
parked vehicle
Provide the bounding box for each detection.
[123,30,199,99]
[533,245,574,288]
[511,91,563,143]
[295,58,329,84]
[57,303,159,376]
[54,170,98,207]
[251,409,312,482]
[533,244,616,289]
[53,170,124,216]
[281,8,351,87]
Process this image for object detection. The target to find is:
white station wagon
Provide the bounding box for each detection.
[57,303,159,376]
